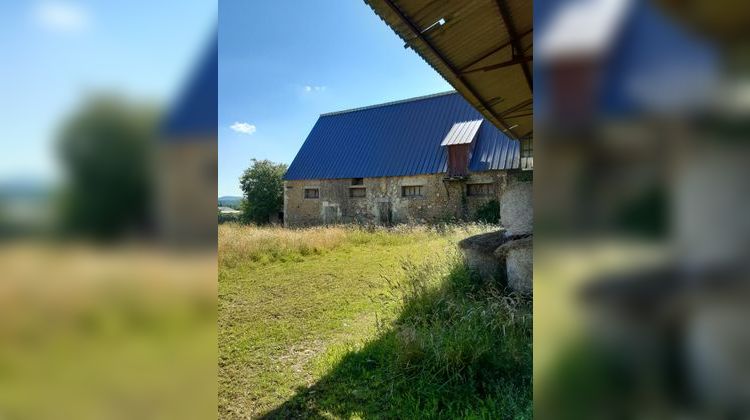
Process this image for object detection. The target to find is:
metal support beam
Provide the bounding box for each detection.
[462,55,533,74]
[502,112,533,119]
[380,0,520,138]
[498,98,533,117]
[459,28,532,72]
[495,0,533,92]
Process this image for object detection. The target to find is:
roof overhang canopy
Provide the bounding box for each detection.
[364,0,533,139]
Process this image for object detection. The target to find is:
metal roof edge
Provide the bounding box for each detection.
[319,90,457,117]
[283,170,449,181]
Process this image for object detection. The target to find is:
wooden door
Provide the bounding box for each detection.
[378,201,392,225]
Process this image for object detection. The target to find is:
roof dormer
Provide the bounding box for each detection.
[441,119,482,178]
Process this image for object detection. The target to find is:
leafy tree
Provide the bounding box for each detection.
[239,159,287,224]
[57,94,160,239]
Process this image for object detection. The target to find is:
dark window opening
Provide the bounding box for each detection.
[349,187,366,198]
[467,183,494,197]
[402,185,423,197]
[352,178,364,186]
[521,138,533,157]
[304,188,319,199]
[520,137,533,169]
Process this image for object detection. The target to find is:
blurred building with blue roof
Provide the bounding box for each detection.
[158,33,217,245]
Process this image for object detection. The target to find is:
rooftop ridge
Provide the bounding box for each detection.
[320,90,457,117]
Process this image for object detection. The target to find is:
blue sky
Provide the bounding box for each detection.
[219,2,451,197]
[0,1,215,185]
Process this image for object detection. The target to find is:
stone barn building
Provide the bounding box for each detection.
[283,91,532,227]
[159,36,217,245]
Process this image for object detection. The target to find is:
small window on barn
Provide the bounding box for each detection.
[520,137,533,170]
[352,178,364,186]
[467,183,494,197]
[401,185,423,197]
[304,188,319,199]
[349,187,366,198]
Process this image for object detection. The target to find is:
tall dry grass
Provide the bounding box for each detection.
[219,224,351,267]
[218,223,494,268]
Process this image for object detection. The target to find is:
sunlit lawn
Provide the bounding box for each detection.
[218,224,532,419]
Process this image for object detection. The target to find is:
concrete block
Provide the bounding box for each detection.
[458,230,507,281]
[501,182,532,235]
[495,235,532,294]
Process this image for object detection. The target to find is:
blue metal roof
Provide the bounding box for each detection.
[161,31,217,141]
[535,0,718,118]
[284,92,520,180]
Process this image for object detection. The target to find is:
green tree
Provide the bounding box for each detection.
[239,159,287,224]
[57,94,160,239]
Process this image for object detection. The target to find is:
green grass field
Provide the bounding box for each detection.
[218,224,532,419]
[0,243,217,419]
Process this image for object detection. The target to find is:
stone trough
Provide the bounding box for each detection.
[495,234,532,294]
[457,230,509,281]
[458,181,533,294]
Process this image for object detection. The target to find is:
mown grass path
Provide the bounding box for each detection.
[218,234,453,418]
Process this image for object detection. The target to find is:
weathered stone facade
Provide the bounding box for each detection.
[157,140,217,245]
[284,171,523,227]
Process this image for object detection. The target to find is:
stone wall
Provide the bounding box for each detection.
[284,171,523,227]
[157,140,217,245]
[500,181,533,235]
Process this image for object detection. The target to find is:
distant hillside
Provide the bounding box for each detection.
[218,196,243,209]
[0,178,55,232]
[0,178,53,200]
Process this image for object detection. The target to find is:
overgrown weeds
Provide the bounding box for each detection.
[218,222,493,268]
[218,224,350,268]
[263,246,532,419]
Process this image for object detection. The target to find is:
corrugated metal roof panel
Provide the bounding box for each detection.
[162,33,217,141]
[440,119,483,146]
[284,92,519,180]
[364,0,533,138]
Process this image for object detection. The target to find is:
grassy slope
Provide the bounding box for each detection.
[218,225,531,419]
[0,244,217,419]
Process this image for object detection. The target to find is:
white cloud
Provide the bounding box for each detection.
[34,1,91,33]
[304,85,326,93]
[230,122,256,135]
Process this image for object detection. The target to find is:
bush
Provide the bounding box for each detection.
[218,212,240,224]
[474,199,500,224]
